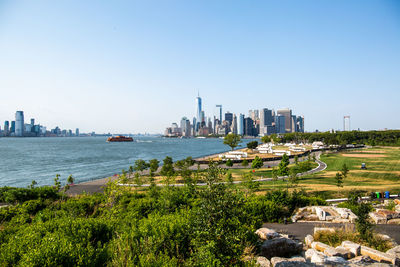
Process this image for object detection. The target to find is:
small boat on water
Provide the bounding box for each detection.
[107,135,134,142]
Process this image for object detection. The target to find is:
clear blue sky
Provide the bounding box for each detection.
[0,0,399,133]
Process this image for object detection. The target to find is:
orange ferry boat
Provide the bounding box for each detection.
[107,135,134,142]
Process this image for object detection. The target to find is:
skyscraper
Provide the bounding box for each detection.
[15,111,24,137]
[225,112,233,126]
[3,121,9,136]
[231,114,238,134]
[216,105,222,124]
[238,114,244,135]
[196,94,202,123]
[259,108,274,136]
[244,117,255,136]
[296,116,304,133]
[275,115,286,134]
[277,108,292,133]
[76,128,80,136]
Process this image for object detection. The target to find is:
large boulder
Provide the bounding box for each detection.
[305,248,326,264]
[323,256,348,266]
[361,245,399,265]
[304,235,314,248]
[256,228,280,240]
[347,255,392,266]
[270,257,313,267]
[260,237,303,259]
[341,241,361,256]
[311,241,333,253]
[387,245,400,257]
[257,256,271,267]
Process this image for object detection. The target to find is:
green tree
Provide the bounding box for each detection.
[241,159,249,167]
[341,163,349,178]
[67,175,74,185]
[149,159,159,173]
[226,159,233,167]
[335,172,343,187]
[226,172,234,185]
[294,155,299,165]
[29,180,37,189]
[243,173,260,193]
[54,174,61,191]
[277,154,290,176]
[223,133,241,151]
[160,156,175,176]
[246,141,258,149]
[261,135,271,143]
[288,169,299,188]
[251,156,263,169]
[134,159,149,173]
[134,172,143,189]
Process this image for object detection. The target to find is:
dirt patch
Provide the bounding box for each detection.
[356,150,387,154]
[341,154,387,158]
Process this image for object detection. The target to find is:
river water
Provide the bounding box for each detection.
[0,136,255,187]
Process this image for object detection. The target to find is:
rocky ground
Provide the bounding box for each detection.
[255,227,400,266]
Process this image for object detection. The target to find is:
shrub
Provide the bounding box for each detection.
[251,156,263,169]
[246,141,258,150]
[226,159,233,167]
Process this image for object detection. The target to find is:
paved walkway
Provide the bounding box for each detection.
[263,222,400,244]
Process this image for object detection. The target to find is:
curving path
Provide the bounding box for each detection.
[117,152,327,187]
[66,152,327,195]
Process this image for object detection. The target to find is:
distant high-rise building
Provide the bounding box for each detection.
[238,114,244,135]
[11,121,15,133]
[277,108,292,133]
[196,94,202,123]
[259,108,274,136]
[180,117,191,137]
[296,116,304,133]
[231,114,238,134]
[244,117,255,136]
[30,118,35,126]
[225,112,233,126]
[76,128,80,136]
[275,115,286,134]
[249,110,259,121]
[216,105,222,124]
[3,121,9,136]
[15,111,24,137]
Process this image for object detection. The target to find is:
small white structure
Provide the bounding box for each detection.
[272,150,291,156]
[218,151,248,160]
[312,141,325,149]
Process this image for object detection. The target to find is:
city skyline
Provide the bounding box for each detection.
[1,1,399,133]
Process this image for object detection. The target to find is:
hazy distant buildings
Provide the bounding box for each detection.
[238,114,244,136]
[15,111,24,137]
[165,94,304,138]
[275,114,286,134]
[3,121,9,136]
[225,112,233,126]
[277,108,292,133]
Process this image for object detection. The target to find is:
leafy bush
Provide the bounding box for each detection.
[0,186,60,204]
[226,159,233,167]
[246,141,258,149]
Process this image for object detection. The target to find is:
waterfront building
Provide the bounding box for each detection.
[15,111,24,137]
[76,128,79,136]
[238,114,244,136]
[30,118,35,126]
[10,121,15,133]
[180,117,191,137]
[275,115,286,134]
[225,112,233,126]
[3,121,9,136]
[277,108,292,133]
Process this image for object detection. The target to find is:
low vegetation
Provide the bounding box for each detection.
[0,162,324,266]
